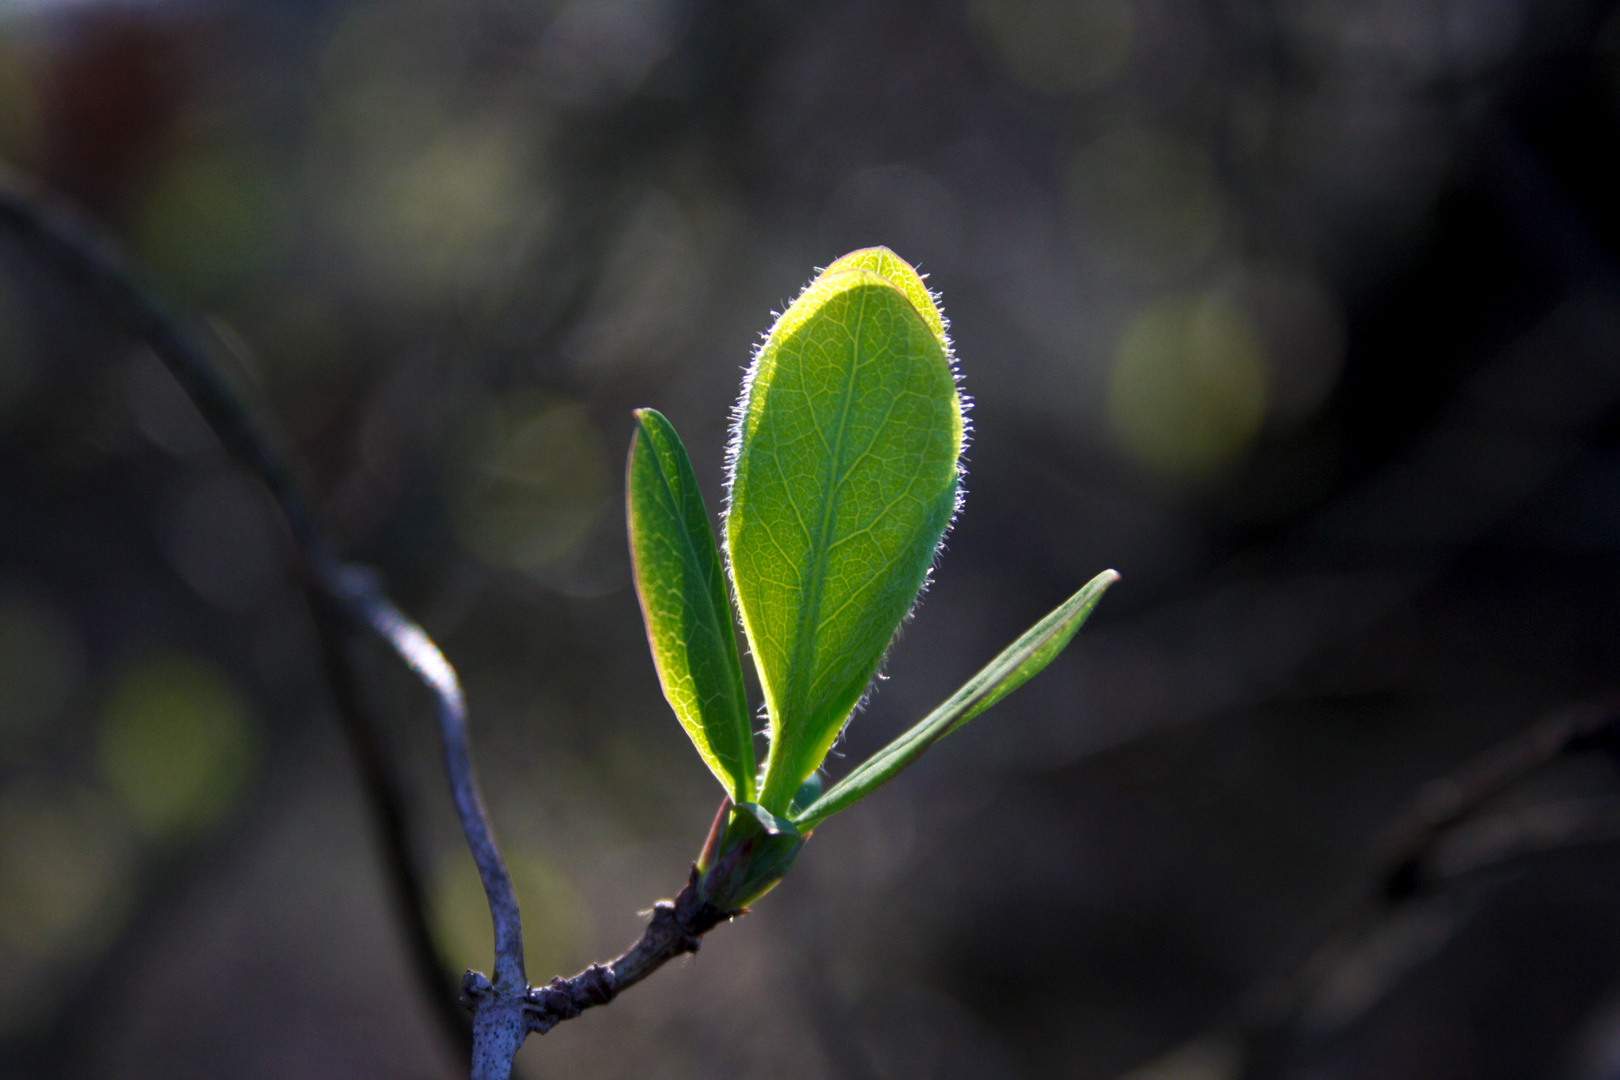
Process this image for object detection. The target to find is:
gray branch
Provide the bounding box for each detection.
[1,167,743,1080]
[0,165,478,1057]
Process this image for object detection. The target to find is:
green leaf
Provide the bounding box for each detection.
[627,408,755,801]
[820,246,950,352]
[726,248,965,813]
[791,569,1118,831]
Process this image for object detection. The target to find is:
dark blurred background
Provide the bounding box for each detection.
[5,0,1620,1077]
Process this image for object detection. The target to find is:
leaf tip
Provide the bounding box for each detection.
[821,246,950,351]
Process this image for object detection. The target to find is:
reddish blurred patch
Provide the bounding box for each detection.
[40,12,195,218]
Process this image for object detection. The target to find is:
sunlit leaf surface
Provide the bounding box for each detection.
[793,569,1118,830]
[726,248,964,812]
[627,408,754,800]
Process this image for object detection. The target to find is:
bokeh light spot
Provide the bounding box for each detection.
[1108,290,1267,479]
[432,847,590,982]
[132,144,292,302]
[95,653,258,841]
[0,588,84,760]
[538,0,674,107]
[337,122,540,300]
[164,473,285,613]
[125,347,217,457]
[1231,265,1346,431]
[1067,124,1225,280]
[0,786,134,963]
[450,395,611,579]
[818,165,963,276]
[567,190,707,374]
[972,0,1134,95]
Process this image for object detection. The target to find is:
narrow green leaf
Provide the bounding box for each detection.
[791,569,1119,830]
[726,249,965,813]
[627,408,755,801]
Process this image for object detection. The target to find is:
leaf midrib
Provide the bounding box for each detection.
[646,437,731,666]
[641,427,750,794]
[777,284,871,768]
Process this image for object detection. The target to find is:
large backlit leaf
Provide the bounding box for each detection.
[627,409,755,801]
[792,569,1118,830]
[726,248,964,812]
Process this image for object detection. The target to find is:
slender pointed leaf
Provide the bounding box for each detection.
[791,569,1119,830]
[726,249,965,812]
[627,409,755,801]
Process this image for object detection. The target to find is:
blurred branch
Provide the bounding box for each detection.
[1117,701,1620,1080]
[0,169,484,1064]
[0,167,748,1080]
[1378,703,1620,902]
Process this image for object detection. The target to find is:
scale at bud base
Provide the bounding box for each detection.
[694,799,803,911]
[626,246,1116,914]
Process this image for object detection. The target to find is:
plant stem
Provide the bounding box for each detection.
[0,167,484,1062]
[0,166,746,1080]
